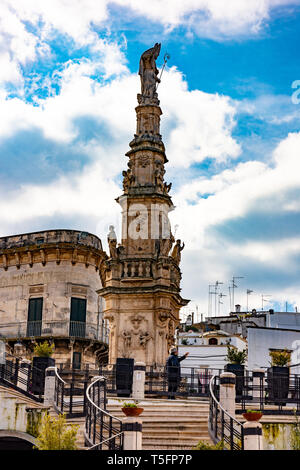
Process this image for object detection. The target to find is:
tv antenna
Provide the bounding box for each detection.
[208,284,215,317]
[246,289,254,313]
[218,293,227,316]
[229,276,244,311]
[261,294,271,311]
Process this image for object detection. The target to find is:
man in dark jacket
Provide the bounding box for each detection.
[166,347,189,399]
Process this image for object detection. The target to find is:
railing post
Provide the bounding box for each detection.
[122,417,142,450]
[132,362,146,400]
[219,372,236,417]
[44,367,56,406]
[17,359,31,391]
[252,369,265,410]
[243,421,263,450]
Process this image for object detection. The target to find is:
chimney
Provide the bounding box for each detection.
[235,304,241,313]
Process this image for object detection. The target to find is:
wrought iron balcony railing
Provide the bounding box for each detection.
[0,320,109,344]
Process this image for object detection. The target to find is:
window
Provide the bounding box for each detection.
[27,298,43,336]
[208,337,218,345]
[72,352,81,369]
[69,297,86,337]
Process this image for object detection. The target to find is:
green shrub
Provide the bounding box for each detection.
[122,402,138,408]
[226,345,247,365]
[33,341,54,357]
[35,413,79,450]
[269,349,291,367]
[290,410,300,450]
[193,440,224,450]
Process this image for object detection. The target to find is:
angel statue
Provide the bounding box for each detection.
[138,43,161,104]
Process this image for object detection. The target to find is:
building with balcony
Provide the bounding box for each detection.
[0,229,109,368]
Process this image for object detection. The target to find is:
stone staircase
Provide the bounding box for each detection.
[49,397,213,450]
[107,398,212,450]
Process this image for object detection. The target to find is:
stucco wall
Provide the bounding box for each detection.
[248,327,300,373]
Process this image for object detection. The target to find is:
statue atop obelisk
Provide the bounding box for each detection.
[138,42,161,105]
[98,44,189,365]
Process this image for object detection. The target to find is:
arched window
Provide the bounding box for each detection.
[208,337,218,345]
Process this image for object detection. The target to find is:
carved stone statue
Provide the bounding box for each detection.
[107,225,118,258]
[138,43,161,104]
[139,331,152,348]
[164,182,172,194]
[171,239,185,265]
[122,170,135,192]
[154,168,164,190]
[122,331,132,354]
[160,232,175,256]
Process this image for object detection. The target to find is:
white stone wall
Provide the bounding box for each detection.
[0,261,102,339]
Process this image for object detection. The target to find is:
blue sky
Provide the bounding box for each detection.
[1,0,300,319]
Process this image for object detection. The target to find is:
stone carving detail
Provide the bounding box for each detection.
[171,239,185,265]
[139,331,152,348]
[138,43,161,105]
[130,314,144,329]
[159,232,175,257]
[158,310,169,324]
[122,170,135,192]
[40,249,46,266]
[137,155,149,168]
[167,319,175,348]
[28,251,33,267]
[122,331,132,349]
[107,225,118,258]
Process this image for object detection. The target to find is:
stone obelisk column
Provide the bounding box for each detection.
[98,43,189,366]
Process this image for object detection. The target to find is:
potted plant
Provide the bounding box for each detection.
[32,341,55,395]
[242,409,263,422]
[120,401,144,417]
[267,349,291,405]
[224,346,247,400]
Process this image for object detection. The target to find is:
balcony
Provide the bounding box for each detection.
[0,320,109,344]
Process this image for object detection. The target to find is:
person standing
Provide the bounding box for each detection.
[166,347,189,399]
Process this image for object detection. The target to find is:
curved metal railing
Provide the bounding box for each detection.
[84,376,123,450]
[208,374,244,450]
[53,367,88,417]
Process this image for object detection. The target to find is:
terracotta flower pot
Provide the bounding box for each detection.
[121,407,144,417]
[243,412,262,422]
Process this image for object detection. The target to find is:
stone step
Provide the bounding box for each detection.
[107,408,208,420]
[62,398,212,451]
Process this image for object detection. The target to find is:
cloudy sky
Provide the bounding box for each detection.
[1,0,300,319]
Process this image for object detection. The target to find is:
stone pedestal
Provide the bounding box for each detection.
[122,417,142,450]
[132,362,146,400]
[219,372,236,417]
[43,367,56,406]
[243,421,263,450]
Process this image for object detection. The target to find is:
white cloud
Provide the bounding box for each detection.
[171,131,300,250]
[160,68,240,167]
[0,0,297,89]
[0,62,240,169]
[113,0,299,38]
